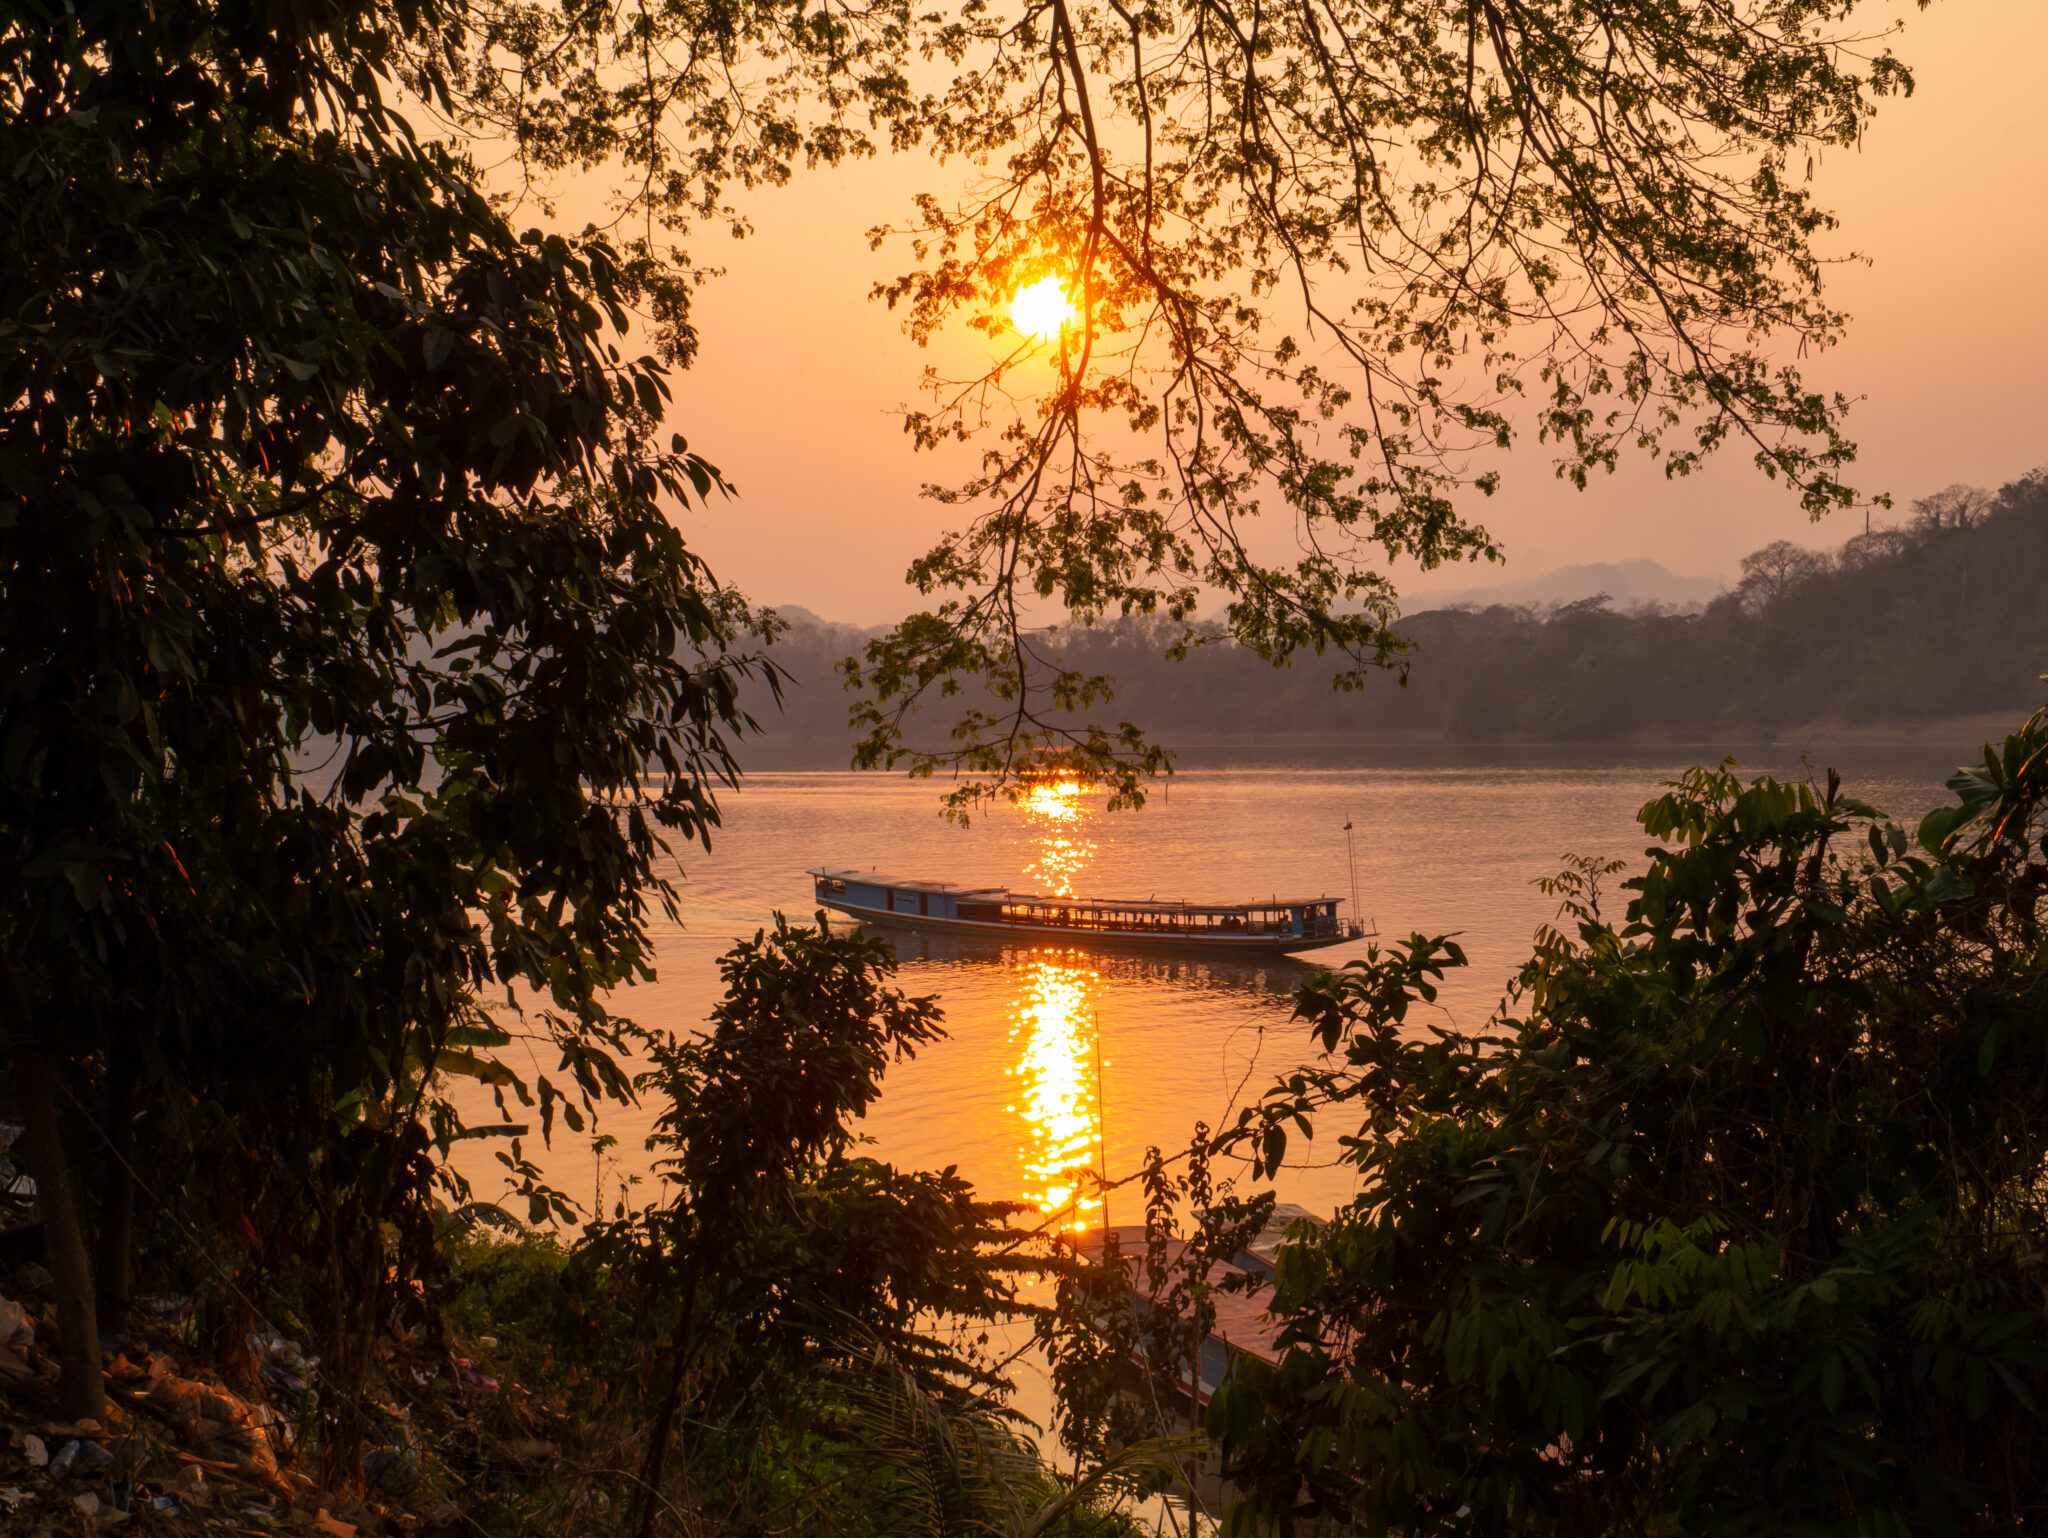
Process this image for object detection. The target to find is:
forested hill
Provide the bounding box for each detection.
[754,469,2048,750]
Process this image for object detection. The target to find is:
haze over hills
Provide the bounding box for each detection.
[1404,558,1727,614]
[765,604,885,637]
[772,559,1728,633]
[750,469,2048,751]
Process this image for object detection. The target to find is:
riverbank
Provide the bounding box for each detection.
[737,713,2013,770]
[0,1227,1147,1538]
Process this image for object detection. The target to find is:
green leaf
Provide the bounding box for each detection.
[1820,1350,1845,1414]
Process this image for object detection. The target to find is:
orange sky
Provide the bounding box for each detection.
[627,0,2048,624]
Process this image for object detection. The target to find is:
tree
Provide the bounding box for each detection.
[1735,536,1831,611]
[443,0,1917,809]
[0,0,767,1433]
[1838,524,1913,569]
[560,915,1049,1535]
[751,470,2048,746]
[437,916,1157,1536]
[1200,720,2048,1533]
[1914,482,1995,532]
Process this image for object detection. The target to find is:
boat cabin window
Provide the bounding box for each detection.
[819,877,846,895]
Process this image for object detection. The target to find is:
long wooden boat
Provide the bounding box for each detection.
[1061,1203,1326,1409]
[808,868,1365,955]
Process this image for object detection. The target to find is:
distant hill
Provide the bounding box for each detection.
[744,468,2048,749]
[773,558,1729,637]
[1405,558,1725,614]
[765,604,887,638]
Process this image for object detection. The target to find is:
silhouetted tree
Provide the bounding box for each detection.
[1914,482,1996,532]
[748,471,2048,750]
[1735,539,1832,613]
[449,0,1918,808]
[1,0,766,1435]
[1202,723,2048,1532]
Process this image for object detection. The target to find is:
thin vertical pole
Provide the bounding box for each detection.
[1092,1006,1108,1233]
[1344,815,1362,933]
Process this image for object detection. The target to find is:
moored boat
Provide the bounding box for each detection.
[808,868,1366,954]
[1061,1202,1327,1409]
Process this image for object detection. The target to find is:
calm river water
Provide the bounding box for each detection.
[460,740,1969,1228]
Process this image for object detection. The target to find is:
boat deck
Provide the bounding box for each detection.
[808,868,1366,954]
[1060,1204,1327,1395]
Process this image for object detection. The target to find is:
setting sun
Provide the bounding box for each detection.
[1009,276,1077,342]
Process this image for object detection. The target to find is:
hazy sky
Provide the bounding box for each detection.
[628,1,2048,626]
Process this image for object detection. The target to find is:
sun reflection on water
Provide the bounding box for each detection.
[1019,779,1096,896]
[1008,950,1103,1229]
[1001,778,1114,1227]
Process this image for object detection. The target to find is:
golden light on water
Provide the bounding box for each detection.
[1009,277,1077,342]
[1008,952,1103,1229]
[1002,776,1110,1228]
[1019,778,1095,896]
[1018,777,1084,821]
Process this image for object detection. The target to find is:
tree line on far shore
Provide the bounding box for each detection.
[758,469,2048,751]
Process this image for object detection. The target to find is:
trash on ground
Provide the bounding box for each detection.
[169,1463,210,1504]
[0,1294,32,1352]
[112,1351,289,1491]
[246,1332,318,1415]
[10,1264,54,1300]
[359,1442,420,1492]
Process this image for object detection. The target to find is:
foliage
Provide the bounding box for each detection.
[1039,1131,1273,1468]
[439,916,1150,1536]
[442,1221,1158,1537]
[0,0,767,1439]
[1197,715,2048,1533]
[594,915,1029,1393]
[800,1340,1169,1538]
[434,0,1920,811]
[569,915,1060,1530]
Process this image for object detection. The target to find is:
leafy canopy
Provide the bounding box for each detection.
[437,0,1919,810]
[1200,717,2048,1533]
[2,0,766,1139]
[0,0,769,1428]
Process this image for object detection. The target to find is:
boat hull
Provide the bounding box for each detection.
[818,899,1355,957]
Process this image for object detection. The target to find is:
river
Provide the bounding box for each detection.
[457,739,1969,1229]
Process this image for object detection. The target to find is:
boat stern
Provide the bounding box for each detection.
[807,868,1011,929]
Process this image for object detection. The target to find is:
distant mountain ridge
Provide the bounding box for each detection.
[765,604,887,637]
[1405,558,1726,614]
[770,558,1728,635]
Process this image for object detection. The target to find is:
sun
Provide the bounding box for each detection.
[1009,277,1077,342]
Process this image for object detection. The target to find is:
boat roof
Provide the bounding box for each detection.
[809,868,1008,901]
[1063,1224,1300,1365]
[1235,1202,1327,1275]
[809,867,1343,913]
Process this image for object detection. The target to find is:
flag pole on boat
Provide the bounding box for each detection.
[1344,813,1362,931]
[1092,1004,1108,1232]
